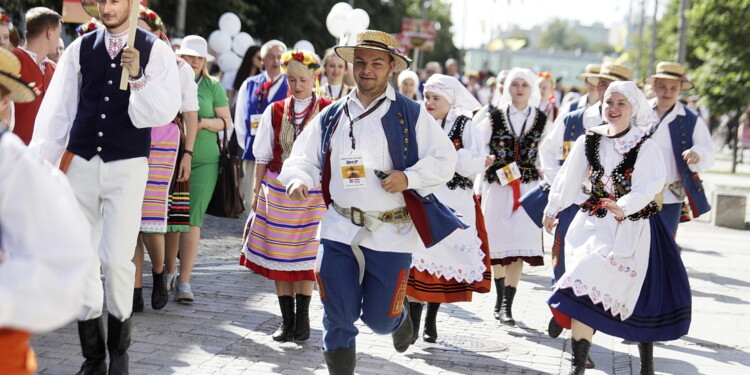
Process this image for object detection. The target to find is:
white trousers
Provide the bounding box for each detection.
[67,155,148,321]
[240,159,256,212]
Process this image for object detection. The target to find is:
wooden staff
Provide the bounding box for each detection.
[119,0,140,90]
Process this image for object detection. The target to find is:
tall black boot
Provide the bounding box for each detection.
[75,317,107,375]
[272,295,295,342]
[391,298,413,353]
[106,314,132,375]
[151,269,169,310]
[323,347,356,375]
[638,342,655,375]
[569,338,591,375]
[132,288,143,313]
[422,302,440,343]
[408,302,423,344]
[500,285,517,326]
[294,294,311,341]
[493,278,505,320]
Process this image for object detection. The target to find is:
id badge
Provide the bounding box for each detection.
[250,114,262,136]
[495,162,521,186]
[340,155,367,189]
[561,141,573,160]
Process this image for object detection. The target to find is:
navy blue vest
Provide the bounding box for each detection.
[558,106,587,165]
[67,28,157,162]
[242,73,289,160]
[668,109,711,217]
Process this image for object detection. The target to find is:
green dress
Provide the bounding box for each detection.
[189,75,228,227]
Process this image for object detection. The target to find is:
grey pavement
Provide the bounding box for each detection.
[31,155,750,374]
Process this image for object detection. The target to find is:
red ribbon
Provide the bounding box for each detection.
[511,179,522,211]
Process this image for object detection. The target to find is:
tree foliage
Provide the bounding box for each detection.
[538,19,588,52]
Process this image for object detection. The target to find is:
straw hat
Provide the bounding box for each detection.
[0,48,37,103]
[577,64,600,84]
[175,35,215,62]
[595,62,633,82]
[335,30,411,71]
[645,61,694,90]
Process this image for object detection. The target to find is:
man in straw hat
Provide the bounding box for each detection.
[279,29,462,374]
[557,64,600,119]
[0,47,94,375]
[646,61,714,236]
[30,0,181,373]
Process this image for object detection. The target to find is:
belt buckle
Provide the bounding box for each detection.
[380,210,394,223]
[350,207,365,227]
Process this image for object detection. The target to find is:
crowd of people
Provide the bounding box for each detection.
[0,2,723,375]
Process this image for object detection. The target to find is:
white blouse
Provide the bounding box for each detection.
[253,96,315,164]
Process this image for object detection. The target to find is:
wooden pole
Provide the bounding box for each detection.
[119,0,140,90]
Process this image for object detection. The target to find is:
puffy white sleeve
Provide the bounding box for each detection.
[233,81,248,150]
[476,116,493,154]
[252,104,275,164]
[404,108,458,196]
[128,39,182,128]
[617,140,667,216]
[455,117,486,178]
[688,116,715,173]
[277,113,324,191]
[539,115,566,184]
[544,136,589,217]
[178,61,199,112]
[0,133,94,333]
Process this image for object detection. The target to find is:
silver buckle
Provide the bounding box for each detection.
[350,207,366,227]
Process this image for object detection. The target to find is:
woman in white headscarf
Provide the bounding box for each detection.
[543,81,691,375]
[405,74,490,344]
[477,68,548,326]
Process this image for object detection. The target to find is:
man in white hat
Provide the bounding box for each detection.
[30,0,181,373]
[279,29,460,374]
[646,61,714,235]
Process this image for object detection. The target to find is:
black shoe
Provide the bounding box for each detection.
[151,269,169,310]
[323,347,356,375]
[638,342,655,375]
[493,278,505,320]
[408,302,423,344]
[391,298,413,353]
[569,338,591,375]
[422,302,440,343]
[107,314,132,375]
[499,285,516,326]
[548,316,564,338]
[272,295,295,342]
[294,294,311,341]
[75,317,106,375]
[132,288,143,313]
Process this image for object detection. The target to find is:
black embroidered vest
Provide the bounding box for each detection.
[485,107,546,184]
[580,132,659,221]
[446,115,474,190]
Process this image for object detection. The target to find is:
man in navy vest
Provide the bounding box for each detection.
[30,0,181,373]
[279,30,458,374]
[646,62,714,235]
[557,64,600,120]
[233,40,288,212]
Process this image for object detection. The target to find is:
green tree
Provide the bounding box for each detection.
[538,18,589,52]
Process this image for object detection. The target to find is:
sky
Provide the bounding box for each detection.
[448,0,663,49]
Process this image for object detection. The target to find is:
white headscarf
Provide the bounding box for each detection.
[498,68,541,109]
[398,70,419,88]
[423,74,481,116]
[604,81,658,129]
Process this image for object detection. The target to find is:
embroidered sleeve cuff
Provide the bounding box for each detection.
[255,158,270,165]
[128,71,147,91]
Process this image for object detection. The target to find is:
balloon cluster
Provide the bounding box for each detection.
[207,13,255,72]
[325,2,370,43]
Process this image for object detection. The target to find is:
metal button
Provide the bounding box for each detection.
[98,132,104,137]
[104,97,110,102]
[111,63,116,68]
[107,80,113,85]
[96,147,102,152]
[101,114,106,119]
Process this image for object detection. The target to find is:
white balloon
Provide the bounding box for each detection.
[218,12,241,36]
[217,51,242,72]
[208,30,232,54]
[326,10,349,38]
[329,2,353,17]
[232,32,255,56]
[293,40,315,54]
[345,9,370,35]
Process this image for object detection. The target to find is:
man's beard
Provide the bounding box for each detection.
[102,12,129,30]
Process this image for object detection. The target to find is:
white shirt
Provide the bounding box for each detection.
[557,93,592,120]
[29,28,181,165]
[233,72,286,150]
[178,59,199,113]
[278,85,457,253]
[0,132,94,332]
[648,100,715,204]
[253,96,315,164]
[443,109,486,178]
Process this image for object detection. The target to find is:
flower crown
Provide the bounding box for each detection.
[139,5,164,32]
[538,71,556,86]
[281,50,321,74]
[1,11,14,30]
[76,18,102,36]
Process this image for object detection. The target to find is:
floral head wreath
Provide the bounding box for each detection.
[0,9,14,30]
[76,18,103,36]
[139,5,165,33]
[281,49,321,75]
[538,71,556,86]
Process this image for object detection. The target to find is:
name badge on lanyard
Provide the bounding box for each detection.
[340,155,367,189]
[495,162,521,186]
[250,114,262,136]
[560,141,573,160]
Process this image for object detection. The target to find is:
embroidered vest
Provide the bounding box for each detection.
[558,106,588,166]
[668,109,711,218]
[446,115,473,190]
[580,132,659,221]
[485,107,546,184]
[242,73,288,160]
[267,96,331,172]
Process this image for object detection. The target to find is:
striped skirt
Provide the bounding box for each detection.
[240,170,326,281]
[140,123,179,233]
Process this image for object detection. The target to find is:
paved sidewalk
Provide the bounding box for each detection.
[31,209,750,374]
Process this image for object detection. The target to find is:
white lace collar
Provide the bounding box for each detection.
[589,124,647,154]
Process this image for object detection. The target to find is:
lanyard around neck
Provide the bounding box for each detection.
[506,106,530,139]
[343,97,387,150]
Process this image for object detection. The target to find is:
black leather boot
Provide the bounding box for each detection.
[132,288,143,313]
[272,295,295,342]
[548,316,564,338]
[422,302,440,343]
[500,285,517,326]
[294,294,311,341]
[75,317,107,375]
[107,314,132,375]
[569,338,591,375]
[638,342,655,375]
[391,298,413,353]
[151,269,169,310]
[493,278,505,320]
[408,302,423,344]
[323,347,356,375]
